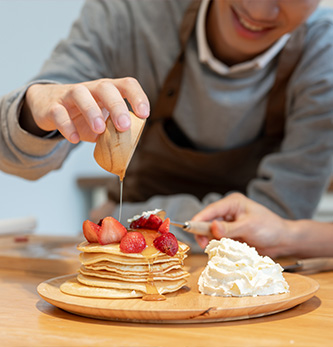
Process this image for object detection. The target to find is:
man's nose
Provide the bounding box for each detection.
[240,0,280,21]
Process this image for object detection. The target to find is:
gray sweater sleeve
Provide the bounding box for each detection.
[0,0,117,180]
[0,82,74,180]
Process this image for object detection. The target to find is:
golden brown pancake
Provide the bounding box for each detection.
[60,277,144,298]
[76,273,188,295]
[84,260,183,274]
[60,229,190,299]
[79,265,190,282]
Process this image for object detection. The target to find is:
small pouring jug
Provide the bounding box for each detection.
[94,111,146,180]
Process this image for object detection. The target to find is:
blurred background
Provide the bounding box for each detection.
[0,0,332,236]
[0,0,108,236]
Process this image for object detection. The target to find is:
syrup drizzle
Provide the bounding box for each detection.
[118,178,123,222]
[139,230,166,301]
[117,176,164,300]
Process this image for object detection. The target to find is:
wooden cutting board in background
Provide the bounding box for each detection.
[0,235,82,275]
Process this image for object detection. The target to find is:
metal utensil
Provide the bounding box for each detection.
[155,210,212,236]
[283,257,333,274]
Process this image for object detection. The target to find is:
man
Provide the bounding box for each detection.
[0,1,332,247]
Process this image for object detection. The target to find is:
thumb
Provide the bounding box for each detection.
[211,220,229,240]
[211,219,249,241]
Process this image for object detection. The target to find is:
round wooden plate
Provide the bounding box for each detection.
[37,269,319,324]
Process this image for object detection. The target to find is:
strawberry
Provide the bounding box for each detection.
[120,231,147,253]
[153,232,178,256]
[145,214,163,230]
[158,218,170,234]
[82,220,100,243]
[130,214,163,231]
[97,216,127,245]
[129,215,146,229]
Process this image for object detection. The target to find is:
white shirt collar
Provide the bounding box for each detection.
[196,0,291,75]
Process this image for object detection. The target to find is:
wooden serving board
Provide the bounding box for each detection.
[0,235,82,275]
[37,269,319,324]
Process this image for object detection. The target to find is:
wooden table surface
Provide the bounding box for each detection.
[1,253,332,347]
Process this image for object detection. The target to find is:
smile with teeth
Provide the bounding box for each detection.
[238,16,266,32]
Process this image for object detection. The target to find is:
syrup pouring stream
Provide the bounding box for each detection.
[93,111,146,221]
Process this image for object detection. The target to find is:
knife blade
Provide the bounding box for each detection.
[283,257,333,274]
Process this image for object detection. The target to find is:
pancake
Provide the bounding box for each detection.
[60,277,143,299]
[76,273,188,295]
[79,249,188,266]
[60,227,190,300]
[79,265,190,282]
[78,240,190,257]
[84,260,183,274]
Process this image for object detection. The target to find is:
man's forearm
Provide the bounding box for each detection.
[288,219,333,258]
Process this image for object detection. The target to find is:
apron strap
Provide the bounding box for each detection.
[151,0,201,120]
[265,24,307,138]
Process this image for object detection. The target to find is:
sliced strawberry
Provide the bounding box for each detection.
[153,232,178,256]
[158,218,170,234]
[120,231,147,253]
[129,215,147,229]
[97,216,127,245]
[130,214,163,231]
[82,220,100,243]
[145,214,163,230]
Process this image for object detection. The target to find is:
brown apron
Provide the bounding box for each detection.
[108,0,306,203]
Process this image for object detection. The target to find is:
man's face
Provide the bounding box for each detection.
[211,0,320,63]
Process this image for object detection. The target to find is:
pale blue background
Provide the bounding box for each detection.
[0,0,107,235]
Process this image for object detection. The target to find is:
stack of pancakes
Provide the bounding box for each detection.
[60,233,190,299]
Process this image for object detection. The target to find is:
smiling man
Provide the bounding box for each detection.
[206,0,320,64]
[0,0,333,247]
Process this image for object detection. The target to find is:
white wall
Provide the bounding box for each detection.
[0,0,106,235]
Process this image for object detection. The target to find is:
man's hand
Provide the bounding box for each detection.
[21,77,150,143]
[192,193,295,258]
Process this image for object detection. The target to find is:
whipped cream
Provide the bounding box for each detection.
[198,238,289,297]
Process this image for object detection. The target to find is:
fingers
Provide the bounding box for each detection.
[194,220,231,249]
[30,78,149,143]
[196,220,284,258]
[50,88,103,144]
[94,77,150,132]
[49,103,80,143]
[195,235,210,249]
[70,84,105,134]
[191,200,228,222]
[210,220,228,239]
[214,219,252,240]
[113,78,150,119]
[83,80,130,132]
[63,78,149,138]
[192,193,247,222]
